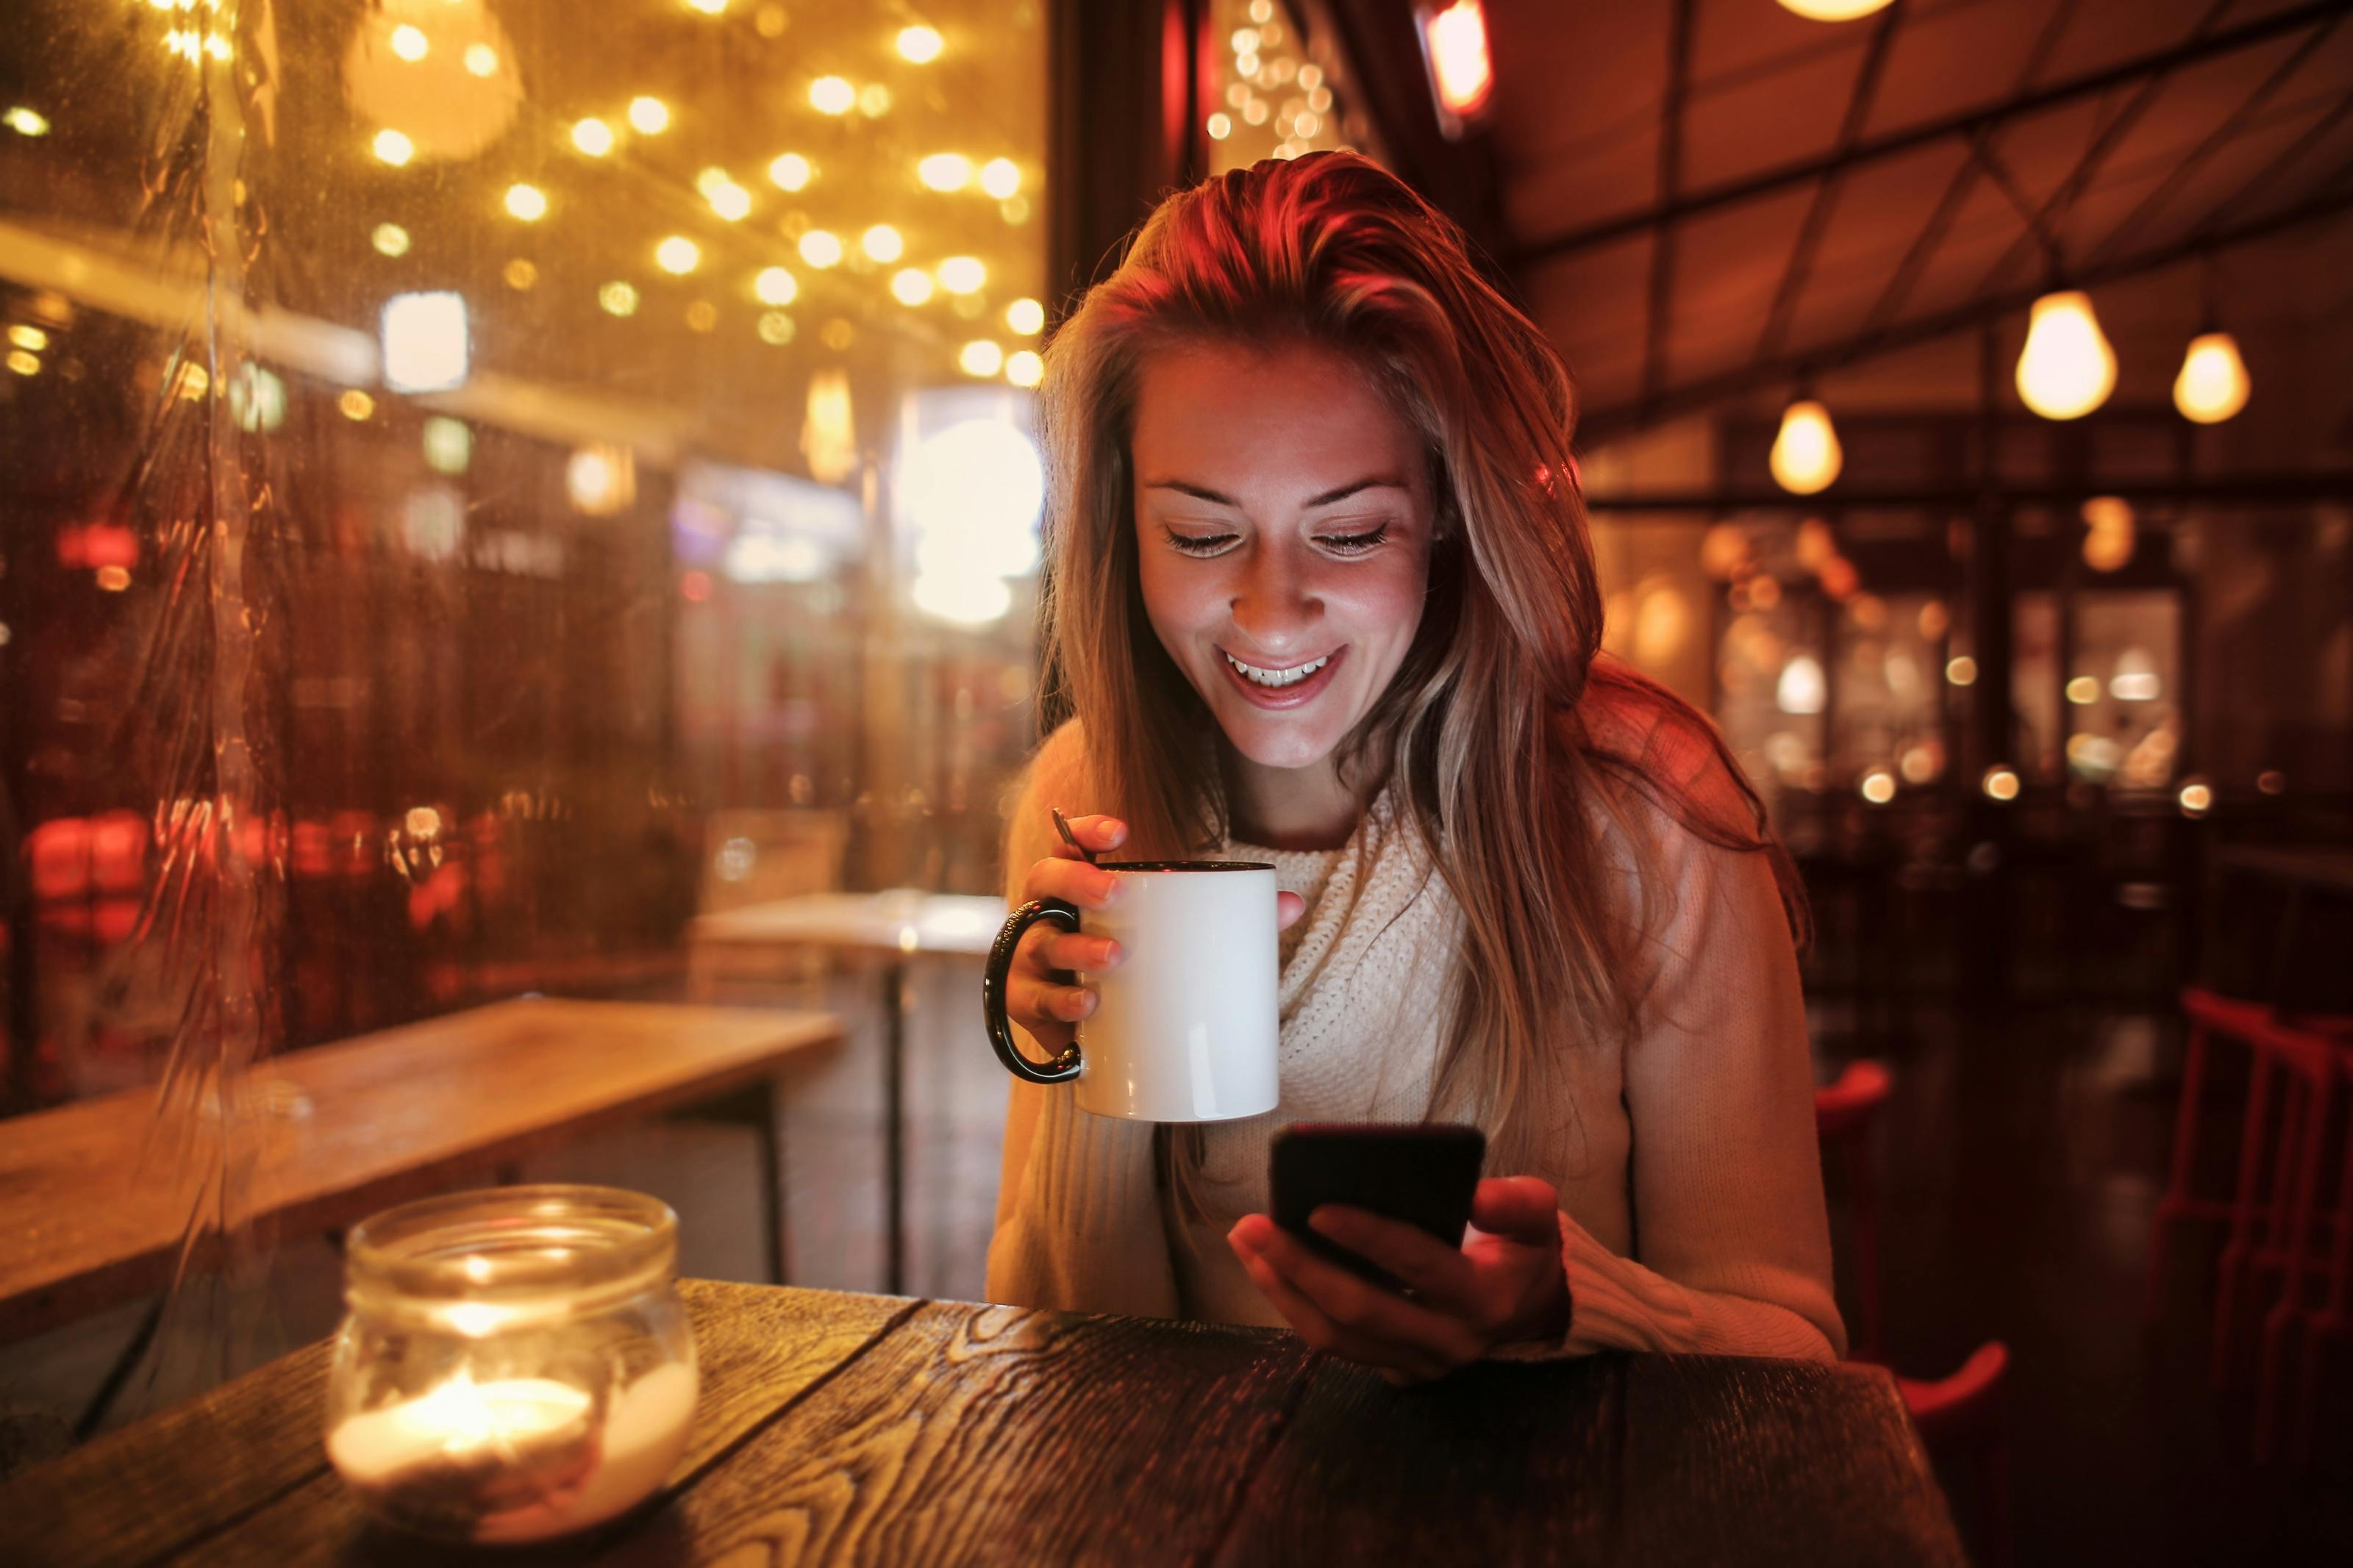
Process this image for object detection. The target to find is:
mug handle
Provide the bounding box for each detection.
[982,898,1086,1084]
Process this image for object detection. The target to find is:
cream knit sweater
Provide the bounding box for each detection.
[985,720,1845,1362]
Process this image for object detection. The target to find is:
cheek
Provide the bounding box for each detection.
[1135,548,1218,655]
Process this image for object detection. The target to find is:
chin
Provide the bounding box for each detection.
[1215,713,1348,772]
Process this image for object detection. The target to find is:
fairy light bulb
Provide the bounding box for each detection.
[572,118,615,157]
[655,236,701,275]
[754,268,799,306]
[918,153,973,191]
[768,153,811,191]
[860,225,904,262]
[2173,332,2249,424]
[628,97,671,135]
[798,230,843,268]
[504,184,547,221]
[897,25,943,62]
[809,76,854,115]
[1768,399,1842,495]
[890,268,935,306]
[2015,290,2116,420]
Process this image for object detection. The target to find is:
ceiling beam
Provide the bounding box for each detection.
[1638,0,1696,412]
[1752,0,1907,367]
[1513,0,2344,270]
[1585,470,2353,512]
[1574,178,2353,442]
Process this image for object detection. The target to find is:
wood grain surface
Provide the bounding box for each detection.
[0,1282,1968,1568]
[0,1000,841,1341]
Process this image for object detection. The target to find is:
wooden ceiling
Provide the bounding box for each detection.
[1480,0,2353,444]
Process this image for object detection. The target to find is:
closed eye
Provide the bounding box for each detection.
[1162,527,1239,556]
[1316,525,1389,555]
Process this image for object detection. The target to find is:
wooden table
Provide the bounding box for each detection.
[688,893,1004,1294]
[0,1280,1968,1567]
[0,999,843,1355]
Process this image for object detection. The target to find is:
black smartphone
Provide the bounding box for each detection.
[1269,1123,1486,1291]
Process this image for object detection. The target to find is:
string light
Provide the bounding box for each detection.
[7,325,47,351]
[2015,290,2115,420]
[464,44,498,77]
[798,230,843,268]
[757,312,796,345]
[1006,298,1045,334]
[1207,112,1233,140]
[390,24,428,62]
[1006,350,1043,388]
[857,84,893,117]
[979,158,1021,198]
[754,268,799,305]
[890,268,935,305]
[959,340,1005,377]
[4,107,51,137]
[1780,0,1894,17]
[339,388,375,421]
[504,258,539,290]
[685,0,729,14]
[656,237,701,275]
[860,224,904,262]
[372,129,415,166]
[936,256,985,294]
[2174,332,2250,423]
[809,76,854,115]
[628,97,671,135]
[503,184,547,221]
[918,153,973,191]
[371,222,412,257]
[572,118,615,156]
[599,281,640,317]
[768,152,812,191]
[6,349,38,377]
[897,25,943,62]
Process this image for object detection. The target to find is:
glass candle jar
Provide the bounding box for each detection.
[324,1184,699,1544]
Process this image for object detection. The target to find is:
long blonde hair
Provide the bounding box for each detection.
[1036,151,1804,1176]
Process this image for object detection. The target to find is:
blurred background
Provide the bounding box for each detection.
[1,1,2349,1561]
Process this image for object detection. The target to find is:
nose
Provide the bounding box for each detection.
[1228,541,1323,657]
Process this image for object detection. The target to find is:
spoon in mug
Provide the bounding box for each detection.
[1050,806,1100,866]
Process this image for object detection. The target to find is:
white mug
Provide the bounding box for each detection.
[982,860,1279,1121]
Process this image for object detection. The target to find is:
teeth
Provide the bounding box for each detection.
[1224,651,1330,689]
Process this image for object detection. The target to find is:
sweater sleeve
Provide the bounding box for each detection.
[1499,812,1845,1364]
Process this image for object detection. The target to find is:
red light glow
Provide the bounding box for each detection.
[1420,1,1494,124]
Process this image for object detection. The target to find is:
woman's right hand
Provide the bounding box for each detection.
[1004,813,1305,1057]
[1001,813,1132,1057]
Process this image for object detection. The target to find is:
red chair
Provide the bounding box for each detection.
[1816,1060,2012,1567]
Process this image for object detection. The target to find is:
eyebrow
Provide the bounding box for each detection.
[1144,476,1409,509]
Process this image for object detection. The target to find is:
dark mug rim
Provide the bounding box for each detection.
[1094,859,1274,872]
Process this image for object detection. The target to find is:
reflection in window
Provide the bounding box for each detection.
[0,1,1048,1103]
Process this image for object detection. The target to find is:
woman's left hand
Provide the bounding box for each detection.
[1226,1175,1572,1385]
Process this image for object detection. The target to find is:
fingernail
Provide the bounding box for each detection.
[1104,819,1127,840]
[1092,873,1122,903]
[1096,939,1123,965]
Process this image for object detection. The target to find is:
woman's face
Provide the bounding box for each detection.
[1130,340,1435,775]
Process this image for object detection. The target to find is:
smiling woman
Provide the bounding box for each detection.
[986,151,1843,1381]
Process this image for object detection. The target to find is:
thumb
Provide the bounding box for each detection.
[1470,1176,1559,1242]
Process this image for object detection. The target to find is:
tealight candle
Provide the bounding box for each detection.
[325,1185,699,1543]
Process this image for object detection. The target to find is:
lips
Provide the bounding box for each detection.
[1217,645,1346,709]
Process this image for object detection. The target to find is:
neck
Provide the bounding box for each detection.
[1221,747,1365,851]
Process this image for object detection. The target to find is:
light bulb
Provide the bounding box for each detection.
[979,158,1021,198]
[572,118,615,157]
[1778,0,1894,18]
[372,129,415,166]
[504,184,547,221]
[861,225,904,262]
[768,153,811,191]
[897,25,943,63]
[799,230,843,268]
[1768,400,1842,495]
[2174,332,2249,424]
[628,97,671,135]
[390,24,428,61]
[960,340,1005,377]
[918,153,973,191]
[890,268,935,306]
[1006,298,1045,335]
[936,256,985,294]
[809,76,854,115]
[2015,290,2115,420]
[656,237,701,275]
[754,268,799,305]
[1006,350,1043,387]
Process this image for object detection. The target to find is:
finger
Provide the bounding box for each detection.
[1004,970,1094,1036]
[1055,813,1129,853]
[1242,1220,1482,1367]
[1469,1176,1561,1243]
[1038,931,1124,973]
[1024,855,1125,912]
[1307,1205,1476,1306]
[1229,1232,1454,1381]
[1276,890,1306,931]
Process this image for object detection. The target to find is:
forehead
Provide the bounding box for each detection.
[1129,340,1422,483]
